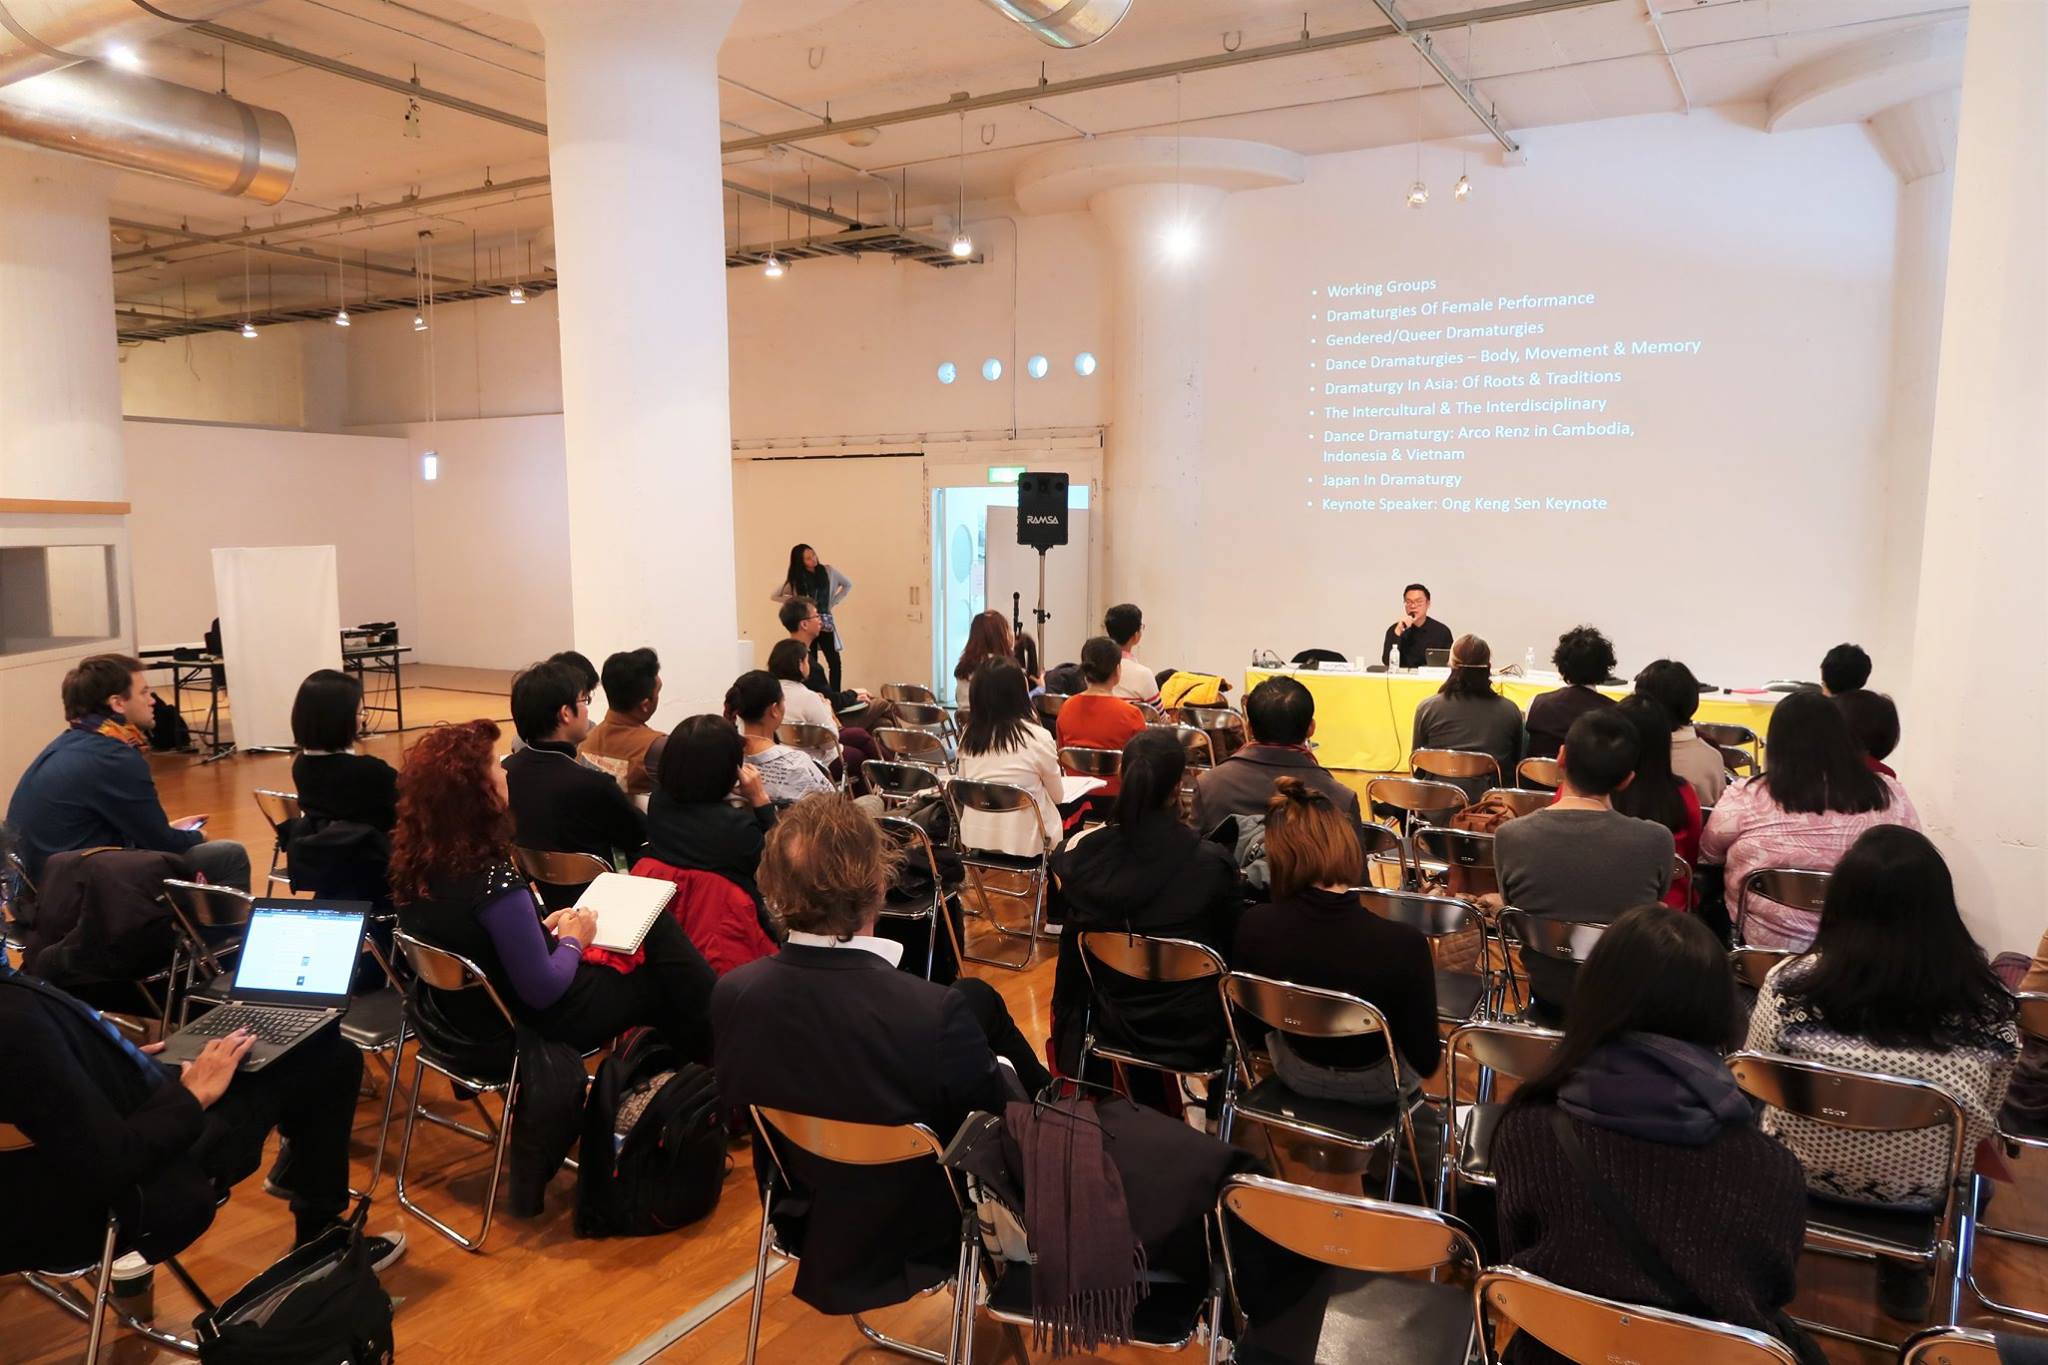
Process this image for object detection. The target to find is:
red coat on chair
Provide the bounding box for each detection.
[622,858,776,977]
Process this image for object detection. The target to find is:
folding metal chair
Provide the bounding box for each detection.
[1487,788,1554,818]
[1696,722,1764,776]
[250,788,301,893]
[391,931,537,1252]
[341,929,409,1197]
[876,815,960,982]
[1218,1173,1480,1363]
[1355,887,1489,1026]
[1359,820,1407,890]
[1899,1325,2003,1365]
[1438,1021,1563,1216]
[875,726,953,775]
[1497,911,1609,1024]
[1077,932,1234,1122]
[1033,692,1068,728]
[1181,706,1247,762]
[510,846,612,896]
[1,1123,207,1360]
[1731,945,1800,991]
[892,701,958,749]
[1058,745,1120,821]
[1738,867,1832,945]
[1365,778,1467,881]
[1475,1265,1802,1364]
[1219,972,1434,1198]
[159,879,256,1026]
[1412,747,1503,793]
[746,1107,976,1365]
[943,778,1053,971]
[1516,756,1562,790]
[1411,823,1500,902]
[1967,992,2048,1326]
[1728,1050,1973,1351]
[881,681,939,705]
[863,759,943,812]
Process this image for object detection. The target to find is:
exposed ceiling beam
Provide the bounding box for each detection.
[717,0,1618,155]
[111,217,468,286]
[1366,0,1521,153]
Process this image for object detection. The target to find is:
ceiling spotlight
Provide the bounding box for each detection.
[1163,220,1197,261]
[240,320,258,339]
[1455,174,1471,201]
[507,284,526,304]
[412,312,428,332]
[950,231,973,258]
[1407,180,1429,209]
[334,308,350,327]
[106,44,142,71]
[763,253,786,279]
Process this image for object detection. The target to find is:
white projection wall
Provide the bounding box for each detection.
[1178,110,1899,685]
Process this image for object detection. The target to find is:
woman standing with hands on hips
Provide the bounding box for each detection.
[771,544,852,695]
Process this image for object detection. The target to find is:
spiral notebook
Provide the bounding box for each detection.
[571,872,677,954]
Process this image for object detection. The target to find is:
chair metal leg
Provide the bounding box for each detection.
[84,1215,119,1365]
[395,1049,517,1251]
[853,1311,950,1364]
[744,1184,775,1365]
[354,1030,405,1198]
[1971,1171,2048,1326]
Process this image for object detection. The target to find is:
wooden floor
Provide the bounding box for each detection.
[5,681,2047,1363]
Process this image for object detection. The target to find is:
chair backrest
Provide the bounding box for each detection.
[1899,1326,2003,1365]
[1729,945,1799,990]
[1356,886,1480,940]
[511,845,612,889]
[1222,971,1389,1042]
[1059,746,1122,779]
[1499,910,1608,965]
[1148,723,1214,768]
[1359,821,1405,863]
[1743,867,1831,915]
[1182,707,1247,760]
[392,929,518,1028]
[2015,991,2048,1048]
[891,701,952,732]
[876,815,943,895]
[1516,756,1563,789]
[1693,722,1761,751]
[1219,1174,1478,1277]
[1412,748,1503,786]
[775,722,838,754]
[1476,1266,1801,1365]
[874,726,949,766]
[944,778,1051,858]
[0,1122,29,1152]
[753,1106,948,1169]
[251,788,302,832]
[1445,1021,1565,1100]
[1366,776,1468,818]
[1411,825,1495,872]
[1487,788,1554,819]
[1727,1051,1967,1154]
[862,759,942,804]
[881,682,937,705]
[1079,931,1226,985]
[160,878,256,930]
[1033,692,1068,726]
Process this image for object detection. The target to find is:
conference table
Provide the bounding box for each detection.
[1242,666,1783,775]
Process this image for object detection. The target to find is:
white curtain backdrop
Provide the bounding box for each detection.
[213,546,342,750]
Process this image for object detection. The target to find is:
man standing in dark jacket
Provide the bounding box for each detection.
[6,654,249,890]
[502,658,647,908]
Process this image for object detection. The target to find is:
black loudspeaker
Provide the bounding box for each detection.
[1016,471,1069,550]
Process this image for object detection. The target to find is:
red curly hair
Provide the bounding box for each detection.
[389,719,510,906]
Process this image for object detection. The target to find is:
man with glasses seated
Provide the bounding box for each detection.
[502,658,647,909]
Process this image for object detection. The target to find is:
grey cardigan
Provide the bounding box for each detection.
[770,564,854,650]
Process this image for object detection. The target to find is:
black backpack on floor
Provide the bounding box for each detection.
[574,1029,727,1238]
[194,1198,393,1365]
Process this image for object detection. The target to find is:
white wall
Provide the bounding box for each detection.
[123,419,416,647]
[353,414,574,670]
[345,294,567,427]
[122,325,346,430]
[1176,109,1899,685]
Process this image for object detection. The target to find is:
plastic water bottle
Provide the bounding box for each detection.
[1524,646,1536,674]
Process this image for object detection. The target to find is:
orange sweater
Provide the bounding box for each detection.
[1055,694,1146,795]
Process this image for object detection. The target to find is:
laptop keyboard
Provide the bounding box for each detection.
[185,1004,331,1045]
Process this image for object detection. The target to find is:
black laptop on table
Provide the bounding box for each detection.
[158,901,369,1073]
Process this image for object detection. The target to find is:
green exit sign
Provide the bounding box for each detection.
[987,465,1024,484]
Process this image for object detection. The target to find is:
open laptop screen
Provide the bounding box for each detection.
[231,902,368,1006]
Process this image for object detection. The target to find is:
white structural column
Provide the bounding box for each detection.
[528,0,744,719]
[1903,1,2047,953]
[0,144,129,797]
[1017,139,1303,665]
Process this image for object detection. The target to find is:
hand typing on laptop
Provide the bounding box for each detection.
[147,1029,255,1103]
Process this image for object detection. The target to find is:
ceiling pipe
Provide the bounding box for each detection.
[0,59,295,200]
[975,0,1131,50]
[0,0,258,87]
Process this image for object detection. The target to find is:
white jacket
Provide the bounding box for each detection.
[955,725,1063,858]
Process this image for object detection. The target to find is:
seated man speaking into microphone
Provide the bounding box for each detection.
[1380,582,1454,669]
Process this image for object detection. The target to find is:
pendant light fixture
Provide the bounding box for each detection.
[333,240,350,326]
[1163,73,1195,260]
[1406,46,1428,209]
[950,114,973,258]
[412,235,428,331]
[238,243,257,337]
[1454,24,1474,202]
[762,166,786,278]
[508,231,527,303]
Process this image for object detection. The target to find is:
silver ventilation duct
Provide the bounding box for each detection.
[0,59,294,200]
[0,0,257,88]
[976,0,1130,49]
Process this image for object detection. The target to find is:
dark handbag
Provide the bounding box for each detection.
[194,1197,393,1364]
[1549,1109,1824,1365]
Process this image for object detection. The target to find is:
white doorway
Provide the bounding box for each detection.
[930,482,1093,702]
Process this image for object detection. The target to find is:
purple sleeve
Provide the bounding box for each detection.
[476,885,581,1011]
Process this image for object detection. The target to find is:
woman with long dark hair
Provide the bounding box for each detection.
[1409,633,1523,799]
[769,544,853,694]
[1492,906,1813,1365]
[1745,826,2016,1318]
[955,657,1062,858]
[1700,690,1919,947]
[1046,728,1240,1076]
[953,610,1041,699]
[1610,694,1700,910]
[390,720,713,1059]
